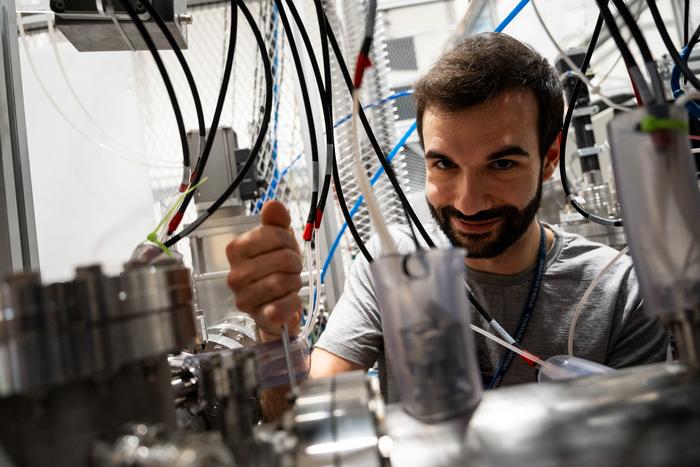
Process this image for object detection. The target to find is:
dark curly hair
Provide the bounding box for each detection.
[414,32,564,157]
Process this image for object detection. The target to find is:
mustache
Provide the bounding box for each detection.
[438,205,514,222]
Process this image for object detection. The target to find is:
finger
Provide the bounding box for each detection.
[253,291,303,336]
[226,224,299,262]
[261,200,291,229]
[227,248,302,289]
[234,272,303,313]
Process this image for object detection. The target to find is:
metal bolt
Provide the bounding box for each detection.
[178,14,193,26]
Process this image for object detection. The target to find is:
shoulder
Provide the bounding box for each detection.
[549,225,633,279]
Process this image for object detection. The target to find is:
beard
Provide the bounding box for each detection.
[428,178,543,259]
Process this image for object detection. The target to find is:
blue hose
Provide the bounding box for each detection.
[671,46,700,120]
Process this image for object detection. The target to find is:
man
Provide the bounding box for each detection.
[225,33,668,420]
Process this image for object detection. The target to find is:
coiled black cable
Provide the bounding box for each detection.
[324,13,436,249]
[165,0,272,247]
[559,12,624,227]
[283,0,373,262]
[138,0,206,149]
[610,0,665,102]
[166,0,239,234]
[312,0,334,223]
[117,0,189,168]
[273,0,320,235]
[647,0,700,91]
[593,0,651,104]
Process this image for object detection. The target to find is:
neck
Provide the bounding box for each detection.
[465,218,553,275]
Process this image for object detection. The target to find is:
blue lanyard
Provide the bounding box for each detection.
[486,223,547,390]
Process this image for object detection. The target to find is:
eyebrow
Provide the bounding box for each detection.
[486,145,530,161]
[424,150,452,161]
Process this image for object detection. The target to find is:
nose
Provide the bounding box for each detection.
[453,171,493,216]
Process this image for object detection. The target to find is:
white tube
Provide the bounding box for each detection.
[47,17,154,159]
[17,13,179,169]
[568,246,629,356]
[470,323,552,370]
[350,91,397,255]
[302,243,323,340]
[530,0,631,113]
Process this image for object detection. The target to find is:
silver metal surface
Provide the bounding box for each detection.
[171,348,261,464]
[463,364,700,467]
[94,424,235,467]
[384,405,469,467]
[378,364,700,467]
[0,261,195,397]
[0,0,39,276]
[52,0,189,52]
[283,370,388,467]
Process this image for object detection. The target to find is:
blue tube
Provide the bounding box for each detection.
[671,46,700,120]
[495,0,530,33]
[333,89,414,128]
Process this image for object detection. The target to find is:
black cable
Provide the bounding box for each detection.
[611,0,665,102]
[273,0,320,235]
[312,0,334,220]
[117,0,189,168]
[593,0,652,103]
[324,14,436,249]
[165,0,271,247]
[139,0,206,147]
[283,0,373,262]
[560,12,623,227]
[166,0,239,233]
[647,0,700,91]
[684,0,690,47]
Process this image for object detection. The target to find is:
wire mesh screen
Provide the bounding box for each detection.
[133,1,309,231]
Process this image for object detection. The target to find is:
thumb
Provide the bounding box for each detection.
[261,200,291,229]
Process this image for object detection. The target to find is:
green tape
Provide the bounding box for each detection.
[146,232,173,257]
[640,115,688,133]
[144,177,209,257]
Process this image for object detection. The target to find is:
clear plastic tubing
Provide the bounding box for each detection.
[253,336,310,390]
[537,355,617,383]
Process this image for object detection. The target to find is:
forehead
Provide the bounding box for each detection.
[421,90,540,160]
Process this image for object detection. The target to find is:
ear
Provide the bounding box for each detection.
[542,132,561,181]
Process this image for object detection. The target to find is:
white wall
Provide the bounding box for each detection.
[19,35,156,281]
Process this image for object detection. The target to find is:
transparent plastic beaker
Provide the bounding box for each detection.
[370,248,481,423]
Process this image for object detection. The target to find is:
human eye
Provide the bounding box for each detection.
[432,157,457,170]
[490,159,516,170]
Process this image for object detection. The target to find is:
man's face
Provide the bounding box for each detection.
[422,90,558,258]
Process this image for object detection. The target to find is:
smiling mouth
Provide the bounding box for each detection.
[452,217,501,234]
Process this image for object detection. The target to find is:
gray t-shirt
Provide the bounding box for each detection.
[315,223,669,402]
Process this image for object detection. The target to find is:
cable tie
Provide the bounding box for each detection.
[146,232,174,257]
[303,223,314,242]
[640,115,689,133]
